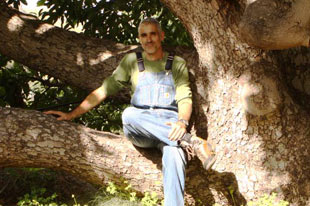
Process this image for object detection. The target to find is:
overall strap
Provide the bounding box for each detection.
[136,52,145,72]
[136,52,175,72]
[165,52,175,71]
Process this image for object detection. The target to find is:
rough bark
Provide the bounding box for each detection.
[2,0,310,205]
[0,107,163,194]
[0,2,136,93]
[239,0,310,49]
[162,0,310,205]
[0,107,241,206]
[0,1,197,101]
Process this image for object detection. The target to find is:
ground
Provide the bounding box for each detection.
[0,168,98,205]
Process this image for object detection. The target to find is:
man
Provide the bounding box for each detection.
[45,18,215,206]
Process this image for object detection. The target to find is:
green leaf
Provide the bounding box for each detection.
[0,56,9,67]
[20,0,27,5]
[37,0,46,6]
[0,87,6,97]
[0,99,6,107]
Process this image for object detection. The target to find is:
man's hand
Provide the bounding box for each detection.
[166,121,187,141]
[44,110,73,121]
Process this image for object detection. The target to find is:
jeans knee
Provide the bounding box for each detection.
[122,107,137,125]
[163,146,186,168]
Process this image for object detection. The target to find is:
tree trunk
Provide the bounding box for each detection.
[161,0,310,205]
[1,1,310,205]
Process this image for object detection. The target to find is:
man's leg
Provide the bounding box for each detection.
[122,107,178,147]
[122,107,187,206]
[159,144,187,206]
[122,107,161,148]
[180,134,216,170]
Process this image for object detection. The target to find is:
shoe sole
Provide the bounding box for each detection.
[203,155,216,171]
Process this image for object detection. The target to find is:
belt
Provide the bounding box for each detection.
[133,105,178,112]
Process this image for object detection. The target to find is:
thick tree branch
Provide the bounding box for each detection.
[0,107,162,192]
[0,2,136,92]
[239,0,310,49]
[0,107,245,205]
[0,3,198,93]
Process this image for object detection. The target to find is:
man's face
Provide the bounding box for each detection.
[138,23,164,55]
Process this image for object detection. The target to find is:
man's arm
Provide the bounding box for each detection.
[45,54,132,121]
[167,101,192,141]
[167,56,193,141]
[44,85,107,121]
[177,101,192,124]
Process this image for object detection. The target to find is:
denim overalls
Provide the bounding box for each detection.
[122,52,187,206]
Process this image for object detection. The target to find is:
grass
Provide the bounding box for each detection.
[0,168,161,206]
[0,168,290,206]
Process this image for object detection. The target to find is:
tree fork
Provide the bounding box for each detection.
[2,0,310,205]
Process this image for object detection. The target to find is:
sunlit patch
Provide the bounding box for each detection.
[89,51,113,66]
[35,24,54,34]
[246,0,257,5]
[189,27,215,68]
[198,42,215,68]
[7,15,24,32]
[76,52,84,66]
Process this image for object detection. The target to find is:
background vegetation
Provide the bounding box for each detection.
[1,0,192,205]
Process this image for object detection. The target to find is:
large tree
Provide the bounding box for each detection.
[1,0,310,205]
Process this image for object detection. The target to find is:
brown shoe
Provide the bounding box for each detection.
[179,133,216,170]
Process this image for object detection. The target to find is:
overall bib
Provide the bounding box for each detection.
[122,52,187,206]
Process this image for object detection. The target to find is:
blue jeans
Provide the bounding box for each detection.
[122,107,187,206]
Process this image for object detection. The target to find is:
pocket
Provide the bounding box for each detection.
[158,85,175,106]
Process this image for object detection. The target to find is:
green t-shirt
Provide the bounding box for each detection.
[102,51,192,104]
